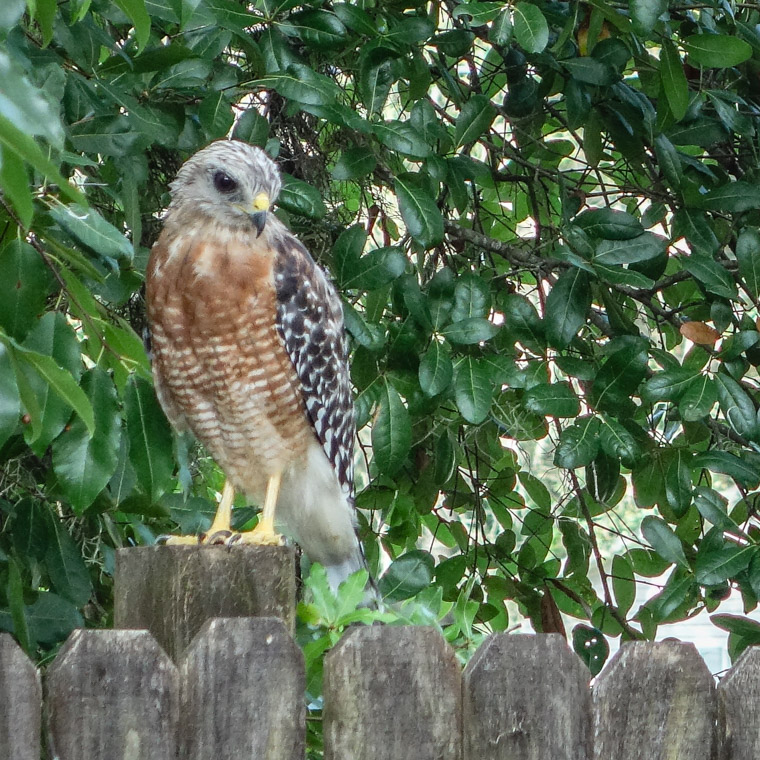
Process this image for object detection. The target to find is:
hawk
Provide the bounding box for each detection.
[146,139,367,592]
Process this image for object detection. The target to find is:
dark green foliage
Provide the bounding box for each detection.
[3,0,760,714]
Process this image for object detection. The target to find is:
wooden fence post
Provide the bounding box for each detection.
[0,634,40,760]
[593,640,716,760]
[463,633,591,760]
[179,617,305,760]
[114,544,296,660]
[45,629,178,760]
[323,626,461,760]
[717,647,760,760]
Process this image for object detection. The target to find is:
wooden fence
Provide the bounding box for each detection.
[1,545,759,759]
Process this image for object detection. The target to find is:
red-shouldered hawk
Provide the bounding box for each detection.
[146,139,367,591]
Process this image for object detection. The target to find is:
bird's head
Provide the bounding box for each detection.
[168,139,282,236]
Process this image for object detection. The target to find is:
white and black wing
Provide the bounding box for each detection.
[273,236,356,499]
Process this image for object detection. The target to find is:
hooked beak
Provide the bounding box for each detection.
[248,191,271,238]
[250,210,267,237]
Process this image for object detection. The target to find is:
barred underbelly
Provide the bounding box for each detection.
[154,311,313,501]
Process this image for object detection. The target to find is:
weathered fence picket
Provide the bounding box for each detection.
[717,648,760,760]
[44,629,179,760]
[179,617,304,760]
[323,625,462,760]
[463,633,592,760]
[0,634,40,760]
[592,641,716,760]
[115,545,296,660]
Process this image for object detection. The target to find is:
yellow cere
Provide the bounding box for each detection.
[252,192,270,212]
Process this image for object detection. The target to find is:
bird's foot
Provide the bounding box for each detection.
[226,517,284,547]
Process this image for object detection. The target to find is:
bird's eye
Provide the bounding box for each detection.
[213,171,237,193]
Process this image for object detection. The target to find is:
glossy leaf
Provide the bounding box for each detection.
[544,268,591,348]
[124,375,174,502]
[394,175,444,248]
[512,3,549,54]
[419,341,453,397]
[372,381,411,476]
[641,515,688,568]
[454,357,493,424]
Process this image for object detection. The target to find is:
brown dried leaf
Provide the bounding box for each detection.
[680,321,720,345]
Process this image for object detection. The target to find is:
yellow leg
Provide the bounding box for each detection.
[206,479,235,535]
[233,470,284,546]
[164,479,235,545]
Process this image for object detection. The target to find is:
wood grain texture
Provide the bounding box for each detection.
[323,626,461,760]
[179,617,305,760]
[593,640,716,760]
[114,544,296,660]
[718,647,760,760]
[0,634,40,760]
[45,629,178,760]
[463,633,591,760]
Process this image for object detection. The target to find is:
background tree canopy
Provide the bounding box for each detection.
[3,0,760,690]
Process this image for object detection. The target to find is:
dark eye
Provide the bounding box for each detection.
[213,171,237,193]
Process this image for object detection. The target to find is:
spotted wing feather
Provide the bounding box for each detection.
[274,237,355,499]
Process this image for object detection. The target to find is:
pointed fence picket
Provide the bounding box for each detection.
[2,546,759,759]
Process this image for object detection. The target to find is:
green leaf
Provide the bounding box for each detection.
[665,449,692,516]
[642,368,696,403]
[513,2,549,54]
[682,254,737,299]
[375,121,430,159]
[702,181,760,213]
[232,108,269,146]
[254,64,341,105]
[0,240,52,341]
[332,147,376,181]
[332,3,376,36]
[455,95,496,147]
[454,357,493,424]
[654,134,682,189]
[572,624,608,676]
[45,517,92,606]
[714,373,757,440]
[594,232,666,265]
[125,375,174,502]
[659,40,689,121]
[641,515,688,568]
[692,450,760,489]
[52,368,121,513]
[0,146,33,228]
[440,317,499,345]
[453,2,503,24]
[544,268,591,348]
[599,418,642,467]
[378,550,434,601]
[278,174,327,219]
[683,35,752,69]
[489,8,512,45]
[394,175,443,249]
[736,228,760,299]
[696,542,753,586]
[198,92,234,139]
[612,554,635,616]
[11,497,51,561]
[419,342,453,397]
[24,592,83,646]
[630,0,666,35]
[554,416,600,469]
[693,487,737,532]
[591,341,649,408]
[371,381,411,476]
[574,208,644,240]
[562,58,616,86]
[523,382,580,418]
[287,9,347,50]
[331,225,366,287]
[49,202,133,263]
[679,374,717,421]
[113,0,152,52]
[451,275,490,321]
[0,345,20,448]
[350,247,406,290]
